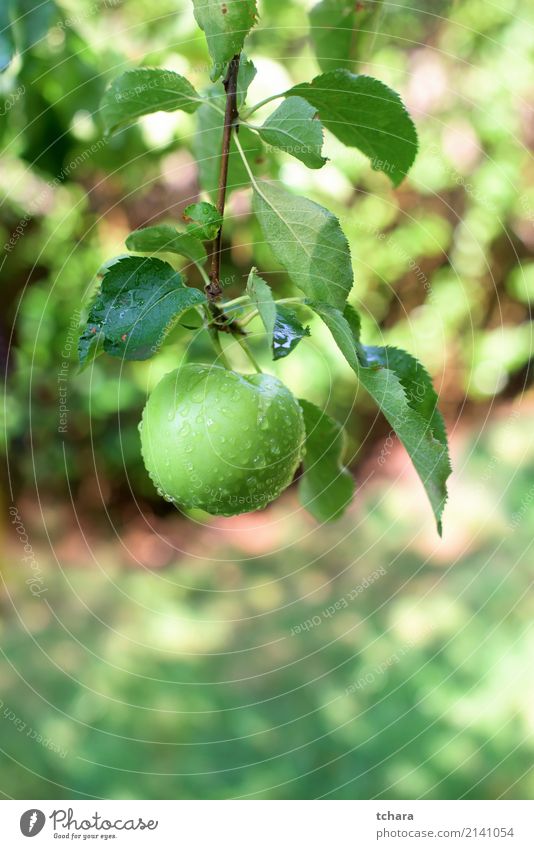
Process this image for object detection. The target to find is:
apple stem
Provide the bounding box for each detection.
[235,336,262,373]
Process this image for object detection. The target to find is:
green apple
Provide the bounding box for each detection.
[140,363,305,516]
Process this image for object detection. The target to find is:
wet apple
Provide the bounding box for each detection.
[140,364,305,515]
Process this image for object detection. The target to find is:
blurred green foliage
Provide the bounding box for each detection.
[1,0,533,799]
[2,409,534,799]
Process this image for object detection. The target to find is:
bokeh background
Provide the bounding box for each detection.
[1,0,534,800]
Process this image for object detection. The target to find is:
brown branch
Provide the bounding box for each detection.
[206,54,241,300]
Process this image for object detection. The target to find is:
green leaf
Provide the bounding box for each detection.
[273,307,311,360]
[289,70,418,186]
[97,255,130,277]
[309,0,382,74]
[363,344,449,447]
[298,399,354,522]
[312,302,451,533]
[0,4,15,72]
[193,85,263,199]
[237,54,257,107]
[101,69,201,134]
[126,225,207,264]
[183,202,222,241]
[252,181,353,310]
[78,256,207,364]
[246,269,310,360]
[256,96,326,170]
[192,0,258,82]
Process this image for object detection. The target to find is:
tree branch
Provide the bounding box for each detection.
[202,54,257,369]
[206,53,241,300]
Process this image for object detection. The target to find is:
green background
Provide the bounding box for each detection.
[1,0,533,799]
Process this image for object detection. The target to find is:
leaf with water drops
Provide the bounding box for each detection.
[298,399,354,522]
[78,256,207,366]
[126,225,207,264]
[183,202,222,241]
[246,269,310,360]
[273,307,311,360]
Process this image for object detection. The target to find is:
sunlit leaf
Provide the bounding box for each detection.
[101,69,202,134]
[252,181,353,310]
[289,70,418,185]
[256,97,326,169]
[126,226,207,264]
